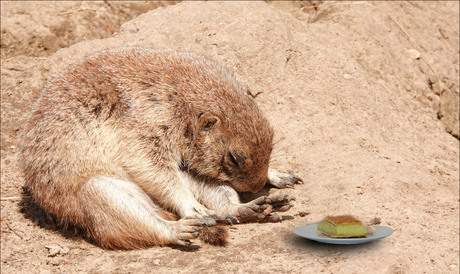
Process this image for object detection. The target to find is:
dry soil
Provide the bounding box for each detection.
[1,1,459,273]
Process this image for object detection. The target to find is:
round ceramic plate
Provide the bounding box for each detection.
[293,223,393,245]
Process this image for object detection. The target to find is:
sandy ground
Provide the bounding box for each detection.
[1,1,459,273]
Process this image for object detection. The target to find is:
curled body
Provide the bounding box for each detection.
[20,47,301,249]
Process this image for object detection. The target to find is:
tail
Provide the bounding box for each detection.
[200,225,228,246]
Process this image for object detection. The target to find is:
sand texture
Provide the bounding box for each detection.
[1,1,459,273]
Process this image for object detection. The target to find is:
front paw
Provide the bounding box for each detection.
[268,169,303,189]
[169,218,203,246]
[234,194,295,223]
[186,207,238,226]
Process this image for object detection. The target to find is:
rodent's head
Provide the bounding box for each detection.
[185,111,273,193]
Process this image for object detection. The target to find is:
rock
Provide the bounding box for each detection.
[45,244,69,257]
[406,48,421,60]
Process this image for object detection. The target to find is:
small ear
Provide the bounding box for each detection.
[198,113,221,132]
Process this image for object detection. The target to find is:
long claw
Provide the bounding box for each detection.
[267,169,303,188]
[288,172,304,184]
[266,214,282,222]
[177,239,191,246]
[219,213,239,225]
[251,196,268,205]
[274,204,292,212]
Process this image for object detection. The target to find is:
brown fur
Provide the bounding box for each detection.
[20,47,298,249]
[199,226,228,246]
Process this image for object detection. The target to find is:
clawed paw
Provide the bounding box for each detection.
[185,208,239,226]
[171,218,203,246]
[235,193,295,223]
[172,212,238,246]
[214,213,240,225]
[267,169,303,189]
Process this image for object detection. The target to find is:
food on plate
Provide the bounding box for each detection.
[317,215,368,238]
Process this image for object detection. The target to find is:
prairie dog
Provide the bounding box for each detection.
[20,47,302,249]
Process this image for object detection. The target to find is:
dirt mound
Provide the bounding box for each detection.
[1,1,177,58]
[270,1,459,139]
[1,1,458,273]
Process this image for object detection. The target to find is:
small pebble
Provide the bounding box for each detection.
[406,49,421,60]
[343,73,352,80]
[45,244,69,257]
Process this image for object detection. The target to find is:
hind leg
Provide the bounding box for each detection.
[76,176,202,249]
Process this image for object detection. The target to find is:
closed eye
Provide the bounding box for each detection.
[228,152,239,167]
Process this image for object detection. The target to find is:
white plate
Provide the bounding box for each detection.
[293,223,393,245]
